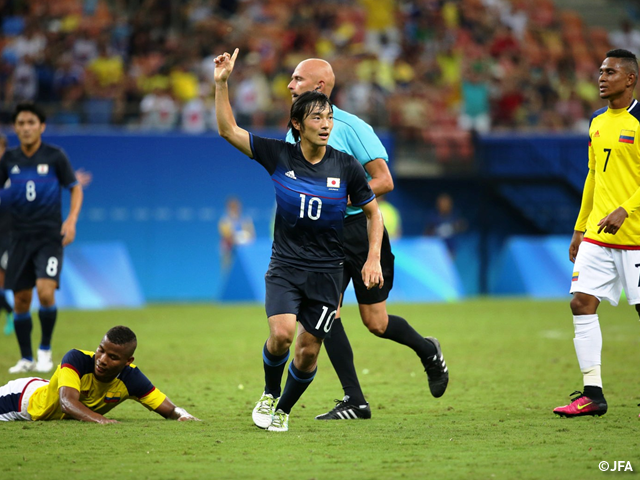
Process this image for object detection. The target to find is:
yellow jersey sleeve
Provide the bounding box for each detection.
[574,169,595,232]
[137,387,167,411]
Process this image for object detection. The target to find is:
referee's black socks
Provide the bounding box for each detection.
[262,342,289,398]
[381,315,436,360]
[324,317,367,406]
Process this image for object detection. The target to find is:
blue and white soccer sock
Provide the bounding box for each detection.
[276,361,317,414]
[573,314,602,388]
[13,312,33,360]
[38,305,57,350]
[262,342,289,398]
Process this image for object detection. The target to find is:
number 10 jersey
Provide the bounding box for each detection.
[250,134,374,272]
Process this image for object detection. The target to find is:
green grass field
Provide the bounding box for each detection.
[0,299,639,479]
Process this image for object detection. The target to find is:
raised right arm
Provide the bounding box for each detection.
[214,48,252,157]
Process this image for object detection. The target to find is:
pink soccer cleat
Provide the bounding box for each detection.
[553,391,607,417]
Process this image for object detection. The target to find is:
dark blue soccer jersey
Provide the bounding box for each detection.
[250,134,375,271]
[0,143,77,234]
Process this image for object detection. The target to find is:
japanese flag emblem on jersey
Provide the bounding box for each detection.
[37,164,49,175]
[327,177,340,188]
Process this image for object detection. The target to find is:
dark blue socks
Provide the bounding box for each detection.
[276,361,317,414]
[38,305,57,350]
[13,312,33,360]
[262,342,289,398]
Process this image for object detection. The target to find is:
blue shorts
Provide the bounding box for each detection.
[5,231,63,291]
[264,262,342,339]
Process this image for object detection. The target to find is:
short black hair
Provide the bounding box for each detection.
[106,326,137,346]
[12,102,46,123]
[606,48,639,78]
[287,91,333,142]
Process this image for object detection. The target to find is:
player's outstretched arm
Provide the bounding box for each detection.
[61,184,83,246]
[361,198,384,290]
[155,397,200,421]
[59,386,118,424]
[214,48,252,157]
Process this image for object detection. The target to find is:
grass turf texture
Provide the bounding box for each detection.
[0,299,639,479]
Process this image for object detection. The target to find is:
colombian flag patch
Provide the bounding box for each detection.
[572,272,579,282]
[619,129,635,144]
[105,392,121,403]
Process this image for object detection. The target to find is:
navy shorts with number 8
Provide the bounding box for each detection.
[5,232,63,291]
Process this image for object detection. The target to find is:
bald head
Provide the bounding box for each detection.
[288,58,336,99]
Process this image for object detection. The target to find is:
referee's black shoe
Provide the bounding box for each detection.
[315,396,372,420]
[423,337,449,398]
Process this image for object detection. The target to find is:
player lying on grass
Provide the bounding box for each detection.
[0,325,200,423]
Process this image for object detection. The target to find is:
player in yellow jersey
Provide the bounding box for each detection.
[0,325,199,423]
[554,49,640,418]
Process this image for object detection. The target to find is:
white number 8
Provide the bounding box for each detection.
[46,257,58,276]
[26,180,36,201]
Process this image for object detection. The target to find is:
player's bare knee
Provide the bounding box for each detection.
[294,347,318,372]
[635,304,640,318]
[269,332,293,353]
[365,320,386,336]
[570,294,597,315]
[362,313,388,336]
[13,292,31,313]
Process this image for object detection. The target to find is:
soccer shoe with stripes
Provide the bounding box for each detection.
[423,337,449,398]
[35,349,53,373]
[252,392,277,429]
[315,397,372,420]
[8,358,36,374]
[267,409,289,432]
[553,391,608,417]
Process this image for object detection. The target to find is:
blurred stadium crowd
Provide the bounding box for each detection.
[0,0,639,136]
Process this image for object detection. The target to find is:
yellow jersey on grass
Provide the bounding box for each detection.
[576,99,640,248]
[27,349,166,420]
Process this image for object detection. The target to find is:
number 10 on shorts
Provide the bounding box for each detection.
[315,306,337,333]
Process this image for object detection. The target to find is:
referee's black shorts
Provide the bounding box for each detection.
[341,212,394,305]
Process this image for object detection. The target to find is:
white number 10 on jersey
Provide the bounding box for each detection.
[299,194,322,220]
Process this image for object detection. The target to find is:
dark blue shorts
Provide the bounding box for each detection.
[5,231,63,291]
[265,262,342,339]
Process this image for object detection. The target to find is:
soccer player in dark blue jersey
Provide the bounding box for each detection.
[287,59,449,421]
[0,103,84,374]
[0,133,14,336]
[214,49,384,432]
